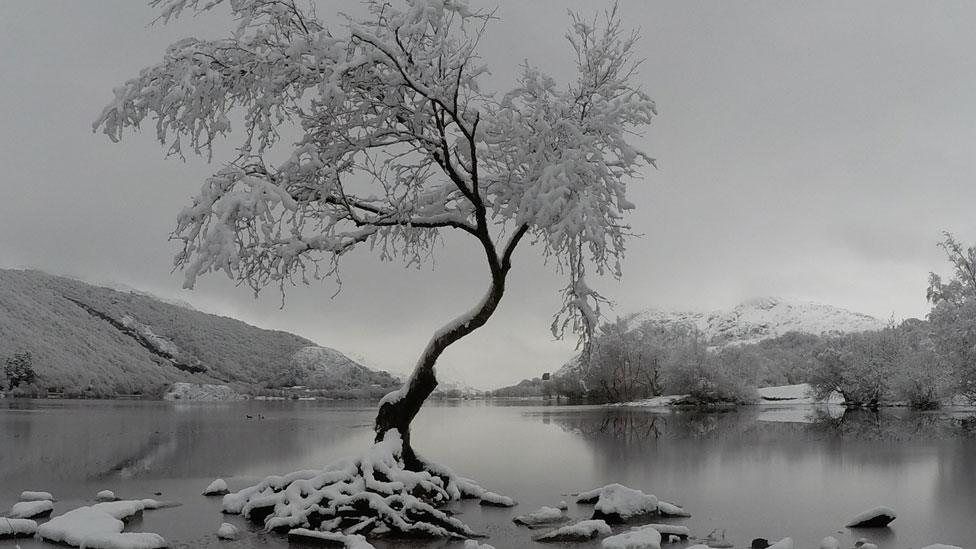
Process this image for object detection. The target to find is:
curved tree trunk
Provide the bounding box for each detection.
[374,275,506,470]
[374,225,529,470]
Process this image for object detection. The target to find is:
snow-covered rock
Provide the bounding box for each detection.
[535,520,612,542]
[601,525,662,549]
[216,522,238,540]
[19,490,54,502]
[637,524,689,539]
[479,491,516,507]
[37,499,166,549]
[853,539,878,549]
[203,478,229,496]
[845,506,896,528]
[163,382,244,401]
[0,518,37,538]
[577,484,659,523]
[9,499,54,519]
[768,538,794,549]
[513,506,567,527]
[464,541,496,549]
[656,500,690,517]
[96,490,118,502]
[820,536,839,549]
[920,545,963,549]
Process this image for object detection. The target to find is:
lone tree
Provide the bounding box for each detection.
[96,0,654,539]
[4,351,36,390]
[97,0,654,455]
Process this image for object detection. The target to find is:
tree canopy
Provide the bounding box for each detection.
[94,0,656,343]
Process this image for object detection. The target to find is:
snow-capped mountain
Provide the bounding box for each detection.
[556,297,886,378]
[626,297,887,346]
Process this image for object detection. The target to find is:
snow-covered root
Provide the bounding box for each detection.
[222,431,507,541]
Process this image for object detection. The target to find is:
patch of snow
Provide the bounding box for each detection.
[288,528,375,548]
[19,491,54,502]
[216,522,238,540]
[0,518,37,537]
[601,525,661,549]
[613,395,688,408]
[845,506,897,528]
[96,490,118,502]
[8,500,53,519]
[37,499,166,549]
[203,478,229,496]
[534,519,611,542]
[820,537,839,549]
[513,506,566,526]
[768,538,794,549]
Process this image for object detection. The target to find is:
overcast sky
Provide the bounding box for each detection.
[2,1,975,389]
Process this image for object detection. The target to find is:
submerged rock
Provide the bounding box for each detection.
[845,506,896,528]
[535,520,611,542]
[204,478,229,496]
[95,490,118,502]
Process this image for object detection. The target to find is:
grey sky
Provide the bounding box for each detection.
[1,1,974,389]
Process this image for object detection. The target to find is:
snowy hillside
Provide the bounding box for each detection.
[275,346,399,392]
[0,269,392,396]
[556,297,885,378]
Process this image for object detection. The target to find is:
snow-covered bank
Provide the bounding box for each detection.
[618,384,843,409]
[163,382,245,401]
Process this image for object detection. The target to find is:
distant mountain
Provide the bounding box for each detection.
[0,269,394,397]
[553,297,886,379]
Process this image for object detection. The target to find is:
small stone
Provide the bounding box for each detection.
[216,522,239,540]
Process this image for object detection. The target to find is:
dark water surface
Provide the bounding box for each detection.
[2,399,975,548]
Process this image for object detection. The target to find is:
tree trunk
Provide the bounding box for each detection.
[374,274,507,470]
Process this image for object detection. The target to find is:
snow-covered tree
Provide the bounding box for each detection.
[97,2,654,538]
[96,0,655,459]
[927,232,976,401]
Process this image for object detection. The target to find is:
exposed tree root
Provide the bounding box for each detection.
[221,431,502,541]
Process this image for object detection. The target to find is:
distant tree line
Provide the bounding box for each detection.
[532,233,976,409]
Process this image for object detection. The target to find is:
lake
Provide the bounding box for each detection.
[2,399,975,548]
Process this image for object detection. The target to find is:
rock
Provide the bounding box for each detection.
[95,490,118,502]
[8,500,54,519]
[479,491,516,507]
[639,524,689,539]
[751,538,770,549]
[513,506,567,527]
[0,518,37,538]
[602,525,662,549]
[19,491,54,502]
[578,484,658,524]
[534,520,612,542]
[216,522,239,540]
[768,539,794,549]
[920,545,963,549]
[657,500,691,517]
[845,506,896,528]
[464,541,496,549]
[204,478,229,496]
[853,539,878,549]
[820,536,839,549]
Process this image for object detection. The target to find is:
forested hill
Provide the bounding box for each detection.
[0,269,397,397]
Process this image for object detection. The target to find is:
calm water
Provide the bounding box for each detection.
[2,399,975,549]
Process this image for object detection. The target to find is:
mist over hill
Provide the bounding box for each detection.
[0,269,396,397]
